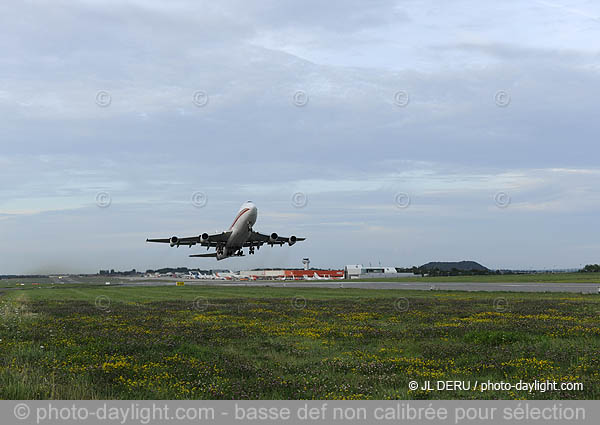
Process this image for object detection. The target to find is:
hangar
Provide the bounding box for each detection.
[344,265,418,279]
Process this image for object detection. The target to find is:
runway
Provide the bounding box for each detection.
[119,279,600,293]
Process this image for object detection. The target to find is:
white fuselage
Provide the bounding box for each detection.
[218,201,258,259]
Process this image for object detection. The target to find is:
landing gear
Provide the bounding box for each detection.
[249,246,255,255]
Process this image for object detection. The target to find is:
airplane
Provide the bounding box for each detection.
[146,201,305,260]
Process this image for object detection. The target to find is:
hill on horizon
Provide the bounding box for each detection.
[419,261,489,272]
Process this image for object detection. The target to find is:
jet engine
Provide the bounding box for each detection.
[170,236,179,247]
[269,232,278,243]
[199,233,209,243]
[288,235,297,246]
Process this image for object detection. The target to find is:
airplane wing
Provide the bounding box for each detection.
[146,231,231,247]
[246,231,306,246]
[189,253,218,258]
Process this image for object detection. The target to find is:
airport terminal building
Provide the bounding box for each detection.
[238,269,344,280]
[344,265,417,279]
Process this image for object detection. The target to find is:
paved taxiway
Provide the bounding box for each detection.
[119,279,600,293]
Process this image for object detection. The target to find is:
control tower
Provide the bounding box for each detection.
[302,258,310,270]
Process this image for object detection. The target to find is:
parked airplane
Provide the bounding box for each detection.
[214,271,234,280]
[146,201,305,260]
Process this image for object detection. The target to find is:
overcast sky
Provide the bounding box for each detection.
[2,0,600,273]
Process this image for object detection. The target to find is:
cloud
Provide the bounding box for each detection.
[1,1,600,272]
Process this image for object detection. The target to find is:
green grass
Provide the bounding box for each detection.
[0,276,137,289]
[1,285,599,399]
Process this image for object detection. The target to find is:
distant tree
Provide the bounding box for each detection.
[581,264,600,273]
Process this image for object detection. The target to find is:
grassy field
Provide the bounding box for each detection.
[1,285,599,399]
[0,276,142,288]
